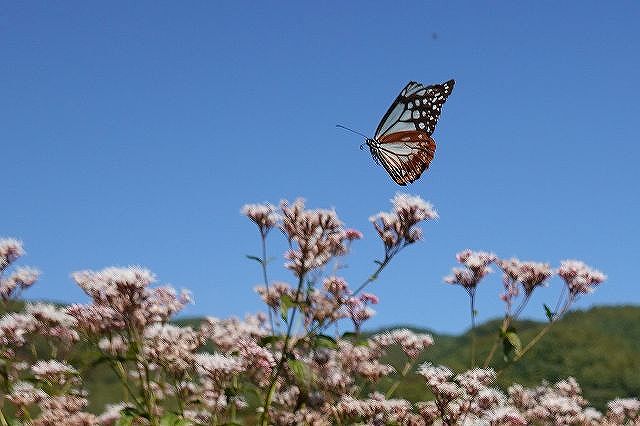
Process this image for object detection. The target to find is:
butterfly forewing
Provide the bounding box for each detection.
[374,79,455,140]
[371,131,436,185]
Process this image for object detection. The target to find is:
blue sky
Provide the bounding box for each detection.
[2,1,639,334]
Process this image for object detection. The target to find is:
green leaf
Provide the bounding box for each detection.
[115,416,135,426]
[341,331,357,340]
[502,328,522,360]
[287,359,311,386]
[160,413,194,426]
[341,331,369,346]
[259,335,282,346]
[245,255,263,265]
[543,304,554,322]
[8,420,24,426]
[280,294,294,322]
[314,334,338,349]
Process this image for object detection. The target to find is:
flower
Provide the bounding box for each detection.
[241,203,280,235]
[445,249,496,289]
[558,260,607,295]
[497,258,553,296]
[370,193,437,258]
[280,198,349,277]
[0,238,24,270]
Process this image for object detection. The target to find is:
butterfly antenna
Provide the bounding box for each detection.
[336,124,369,139]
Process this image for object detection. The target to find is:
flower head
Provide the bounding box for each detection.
[241,203,280,235]
[558,260,606,295]
[370,194,437,258]
[445,249,496,290]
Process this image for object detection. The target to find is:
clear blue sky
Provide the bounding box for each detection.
[2,2,639,334]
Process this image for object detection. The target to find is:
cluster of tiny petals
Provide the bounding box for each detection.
[31,360,78,385]
[497,257,553,295]
[195,352,244,382]
[456,368,496,394]
[606,398,640,423]
[345,293,378,330]
[558,260,607,295]
[70,266,190,330]
[445,249,496,289]
[370,193,437,257]
[343,228,363,240]
[372,328,434,359]
[241,202,280,233]
[322,276,349,298]
[1,266,40,300]
[417,363,454,386]
[279,198,351,276]
[0,237,25,269]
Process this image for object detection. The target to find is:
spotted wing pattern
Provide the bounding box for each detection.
[374,79,455,140]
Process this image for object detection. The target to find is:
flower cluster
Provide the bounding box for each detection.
[370,193,438,259]
[0,193,624,426]
[444,249,496,290]
[280,198,351,277]
[558,260,607,295]
[0,238,40,301]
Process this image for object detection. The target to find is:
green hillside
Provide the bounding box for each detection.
[373,305,640,409]
[2,303,639,413]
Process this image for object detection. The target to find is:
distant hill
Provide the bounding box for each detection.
[2,302,638,412]
[371,305,640,410]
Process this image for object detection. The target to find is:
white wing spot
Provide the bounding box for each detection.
[412,110,420,119]
[408,102,413,109]
[418,122,425,129]
[421,111,427,117]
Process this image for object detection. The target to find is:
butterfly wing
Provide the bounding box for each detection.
[374,80,455,140]
[369,131,436,186]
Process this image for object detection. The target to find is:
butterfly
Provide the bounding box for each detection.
[338,79,455,185]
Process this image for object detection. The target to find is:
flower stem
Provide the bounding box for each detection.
[0,407,9,426]
[469,291,477,367]
[260,231,276,332]
[260,271,306,426]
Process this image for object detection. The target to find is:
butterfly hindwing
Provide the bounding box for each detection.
[374,80,455,140]
[370,131,436,186]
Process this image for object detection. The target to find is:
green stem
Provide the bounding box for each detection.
[469,291,476,367]
[260,231,276,333]
[482,317,509,368]
[260,271,306,426]
[385,360,414,398]
[0,407,9,426]
[496,322,553,376]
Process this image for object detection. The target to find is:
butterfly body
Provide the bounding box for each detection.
[359,79,455,185]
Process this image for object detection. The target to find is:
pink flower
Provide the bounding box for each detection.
[370,194,437,259]
[280,198,349,277]
[241,203,280,235]
[0,238,24,270]
[497,258,553,296]
[444,249,495,289]
[558,260,607,295]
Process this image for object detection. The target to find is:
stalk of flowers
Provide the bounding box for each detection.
[371,328,435,398]
[6,360,96,426]
[0,238,40,303]
[417,363,528,425]
[66,266,192,425]
[500,260,607,370]
[445,249,496,366]
[248,195,437,425]
[482,258,553,368]
[369,193,438,262]
[508,377,605,424]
